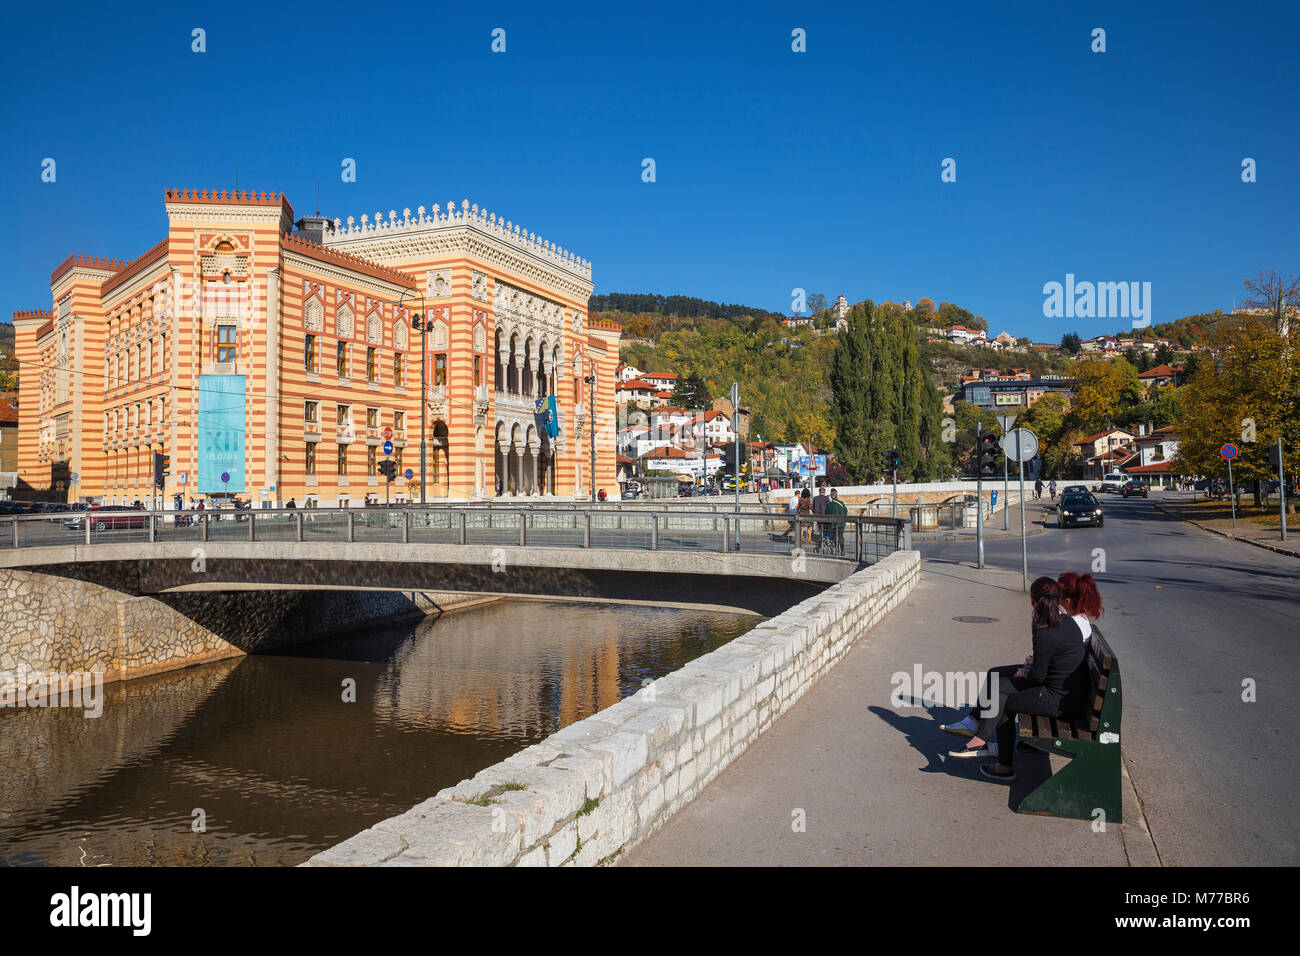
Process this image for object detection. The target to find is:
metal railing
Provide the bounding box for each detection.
[0,507,910,564]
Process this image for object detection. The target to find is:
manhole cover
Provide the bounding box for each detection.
[952,616,999,624]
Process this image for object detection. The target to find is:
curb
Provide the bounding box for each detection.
[914,514,1052,542]
[1151,502,1299,561]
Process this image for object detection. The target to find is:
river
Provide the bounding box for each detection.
[0,598,759,866]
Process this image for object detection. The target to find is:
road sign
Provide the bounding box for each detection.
[221,471,231,484]
[1221,443,1239,460]
[383,426,393,441]
[730,382,739,407]
[996,413,1017,432]
[383,440,394,456]
[404,468,414,480]
[178,472,187,484]
[1000,428,1038,462]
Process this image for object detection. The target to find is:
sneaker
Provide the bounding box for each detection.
[948,746,993,759]
[980,764,1016,782]
[939,716,979,738]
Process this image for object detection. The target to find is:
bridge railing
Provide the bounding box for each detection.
[0,508,910,563]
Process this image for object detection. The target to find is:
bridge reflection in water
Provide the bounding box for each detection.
[0,598,758,867]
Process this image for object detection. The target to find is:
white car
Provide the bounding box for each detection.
[1098,473,1127,493]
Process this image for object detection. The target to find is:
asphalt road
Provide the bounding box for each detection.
[918,492,1300,866]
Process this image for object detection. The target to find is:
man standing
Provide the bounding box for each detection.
[813,483,830,552]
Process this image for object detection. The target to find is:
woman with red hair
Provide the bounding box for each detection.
[1057,572,1103,642]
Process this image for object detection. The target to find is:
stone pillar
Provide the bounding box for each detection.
[527,441,540,495]
[496,438,509,495]
[513,446,525,496]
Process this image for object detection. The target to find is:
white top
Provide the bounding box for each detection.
[1073,613,1092,642]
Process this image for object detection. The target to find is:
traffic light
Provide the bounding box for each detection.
[978,433,1001,476]
[882,447,901,474]
[153,452,170,489]
[378,459,396,482]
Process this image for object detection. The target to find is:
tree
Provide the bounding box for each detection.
[806,293,828,315]
[1242,270,1300,335]
[1060,332,1082,354]
[675,371,711,410]
[1175,315,1299,507]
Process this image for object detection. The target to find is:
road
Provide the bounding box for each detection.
[918,492,1300,866]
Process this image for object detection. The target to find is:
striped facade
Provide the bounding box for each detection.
[13,189,619,506]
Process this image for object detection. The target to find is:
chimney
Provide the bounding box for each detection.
[294,216,334,246]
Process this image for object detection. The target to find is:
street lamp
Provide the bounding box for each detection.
[391,288,427,504]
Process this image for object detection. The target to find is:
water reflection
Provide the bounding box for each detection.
[0,599,759,866]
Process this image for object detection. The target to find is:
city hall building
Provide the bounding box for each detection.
[12,189,620,506]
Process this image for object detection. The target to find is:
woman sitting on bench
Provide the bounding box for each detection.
[940,577,1087,782]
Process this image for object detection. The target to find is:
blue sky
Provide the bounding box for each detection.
[2,0,1297,343]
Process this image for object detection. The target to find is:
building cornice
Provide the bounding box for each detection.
[281,247,417,299]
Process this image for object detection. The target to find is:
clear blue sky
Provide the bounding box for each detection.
[2,0,1297,343]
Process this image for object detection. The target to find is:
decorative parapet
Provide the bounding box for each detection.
[11,309,53,324]
[164,188,289,207]
[50,254,128,288]
[328,199,591,280]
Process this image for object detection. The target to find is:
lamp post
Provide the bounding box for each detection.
[391,288,427,504]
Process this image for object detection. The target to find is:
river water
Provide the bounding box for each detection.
[0,599,759,867]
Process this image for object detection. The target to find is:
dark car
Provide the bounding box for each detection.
[1121,479,1149,498]
[1058,492,1104,528]
[66,505,150,532]
[1061,484,1088,495]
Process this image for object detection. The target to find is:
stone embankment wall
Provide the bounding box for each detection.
[0,568,482,689]
[306,550,921,867]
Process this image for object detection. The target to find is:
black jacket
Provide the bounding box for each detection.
[1025,616,1088,711]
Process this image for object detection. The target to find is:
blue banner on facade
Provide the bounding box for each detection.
[535,394,559,439]
[197,375,246,493]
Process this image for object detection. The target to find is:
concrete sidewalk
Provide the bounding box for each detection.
[624,560,1158,866]
[913,501,1053,541]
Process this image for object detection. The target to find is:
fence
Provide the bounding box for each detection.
[0,507,911,564]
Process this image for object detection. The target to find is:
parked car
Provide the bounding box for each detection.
[1058,492,1104,528]
[66,505,151,532]
[1121,479,1149,498]
[1098,473,1127,493]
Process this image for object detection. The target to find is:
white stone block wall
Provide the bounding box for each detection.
[305,550,922,867]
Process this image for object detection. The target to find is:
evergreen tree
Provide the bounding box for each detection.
[675,371,712,410]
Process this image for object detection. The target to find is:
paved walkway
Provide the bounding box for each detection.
[1151,491,1299,559]
[624,560,1158,866]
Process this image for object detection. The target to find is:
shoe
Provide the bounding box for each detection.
[980,764,1016,782]
[948,746,992,759]
[939,723,975,739]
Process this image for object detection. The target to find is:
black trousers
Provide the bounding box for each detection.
[967,665,1061,767]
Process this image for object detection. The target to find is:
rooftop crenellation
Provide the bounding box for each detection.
[330,199,591,279]
[165,188,290,206]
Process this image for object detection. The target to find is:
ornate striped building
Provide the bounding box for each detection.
[12,189,620,506]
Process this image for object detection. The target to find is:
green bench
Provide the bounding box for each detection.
[1016,628,1123,823]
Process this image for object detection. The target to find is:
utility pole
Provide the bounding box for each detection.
[1017,428,1028,592]
[976,422,985,569]
[1277,437,1288,541]
[730,382,740,512]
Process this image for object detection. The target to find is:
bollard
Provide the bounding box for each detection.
[458,511,467,545]
[295,511,303,542]
[148,513,156,543]
[902,517,912,551]
[651,514,658,550]
[85,514,91,546]
[403,510,410,544]
[520,512,527,547]
[248,511,256,541]
[202,513,209,542]
[347,511,355,543]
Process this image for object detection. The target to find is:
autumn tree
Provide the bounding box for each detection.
[1175,315,1299,507]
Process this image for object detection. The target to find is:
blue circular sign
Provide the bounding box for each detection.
[221,471,231,484]
[404,468,414,480]
[1220,443,1238,460]
[383,440,394,455]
